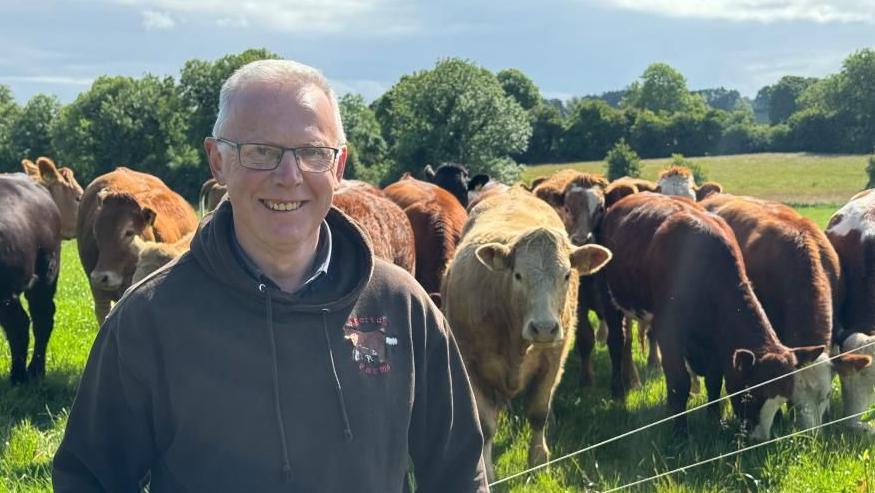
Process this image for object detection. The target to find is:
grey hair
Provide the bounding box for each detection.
[212,59,346,145]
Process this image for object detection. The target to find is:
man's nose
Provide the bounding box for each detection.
[274,151,303,185]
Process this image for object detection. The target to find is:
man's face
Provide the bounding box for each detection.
[205,82,347,256]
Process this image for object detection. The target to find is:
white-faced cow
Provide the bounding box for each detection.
[441,186,611,479]
[601,192,825,439]
[826,189,875,431]
[703,193,870,428]
[0,159,83,383]
[77,167,198,322]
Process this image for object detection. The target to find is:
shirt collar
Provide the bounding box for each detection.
[230,220,332,292]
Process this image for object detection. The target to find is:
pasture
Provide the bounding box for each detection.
[1,152,874,491]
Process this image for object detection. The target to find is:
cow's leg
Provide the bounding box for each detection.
[0,297,31,384]
[704,369,724,419]
[25,278,57,380]
[575,287,595,386]
[606,304,636,399]
[640,319,662,369]
[656,327,691,436]
[472,385,499,482]
[595,318,608,344]
[523,357,562,468]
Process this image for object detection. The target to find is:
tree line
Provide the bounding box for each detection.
[1,48,874,200]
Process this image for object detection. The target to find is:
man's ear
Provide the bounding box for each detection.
[334,146,348,184]
[475,243,512,272]
[204,137,227,185]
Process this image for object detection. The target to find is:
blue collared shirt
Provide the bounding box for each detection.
[230,220,332,293]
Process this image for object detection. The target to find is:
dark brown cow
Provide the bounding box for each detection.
[0,174,65,383]
[424,163,470,208]
[199,177,227,214]
[333,181,415,275]
[702,193,870,428]
[601,192,824,438]
[383,175,467,293]
[22,157,84,238]
[77,167,199,322]
[826,189,875,431]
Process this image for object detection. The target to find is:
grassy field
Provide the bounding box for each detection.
[0,152,873,491]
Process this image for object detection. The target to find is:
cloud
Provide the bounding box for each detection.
[142,9,176,30]
[330,78,388,102]
[0,75,94,86]
[594,0,875,23]
[110,0,417,34]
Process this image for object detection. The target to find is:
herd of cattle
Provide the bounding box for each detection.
[3,158,875,479]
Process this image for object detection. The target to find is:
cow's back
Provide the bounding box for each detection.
[0,174,61,298]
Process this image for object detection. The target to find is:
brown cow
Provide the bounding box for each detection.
[702,193,870,428]
[199,177,227,214]
[601,192,825,439]
[441,187,611,480]
[384,174,467,293]
[77,167,199,322]
[826,189,875,431]
[22,157,84,239]
[332,181,415,275]
[131,231,195,284]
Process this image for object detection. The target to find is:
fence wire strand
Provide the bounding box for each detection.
[489,337,875,488]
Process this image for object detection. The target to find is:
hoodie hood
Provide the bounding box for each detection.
[191,199,374,313]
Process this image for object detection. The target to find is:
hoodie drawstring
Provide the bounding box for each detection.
[321,308,354,442]
[260,283,294,484]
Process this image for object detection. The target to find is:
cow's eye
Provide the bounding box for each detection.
[124,230,135,238]
[564,272,571,281]
[514,272,522,281]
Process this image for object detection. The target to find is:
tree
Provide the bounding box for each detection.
[521,103,564,164]
[694,88,745,112]
[628,109,671,158]
[0,85,21,172]
[179,48,280,167]
[623,63,705,115]
[376,58,531,182]
[338,93,390,184]
[496,68,541,111]
[866,154,875,189]
[762,76,818,124]
[670,153,707,185]
[50,75,201,198]
[9,93,62,162]
[604,139,641,181]
[560,99,626,161]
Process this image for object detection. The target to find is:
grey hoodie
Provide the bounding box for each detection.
[53,200,489,492]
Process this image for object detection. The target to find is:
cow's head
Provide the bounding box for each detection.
[696,181,723,201]
[562,175,609,245]
[726,345,825,440]
[90,189,158,291]
[657,166,696,201]
[836,333,875,432]
[476,228,612,345]
[22,157,84,239]
[425,163,470,208]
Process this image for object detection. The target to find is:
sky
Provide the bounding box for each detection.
[1,0,874,105]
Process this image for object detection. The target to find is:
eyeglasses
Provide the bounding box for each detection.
[214,137,339,173]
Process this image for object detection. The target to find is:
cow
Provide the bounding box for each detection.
[826,189,875,431]
[600,192,825,439]
[77,167,199,322]
[656,166,724,202]
[702,193,871,428]
[131,231,195,284]
[0,174,68,383]
[424,162,469,208]
[332,181,416,275]
[384,175,467,293]
[199,177,227,215]
[441,186,612,480]
[22,157,84,238]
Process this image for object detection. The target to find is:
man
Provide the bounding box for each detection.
[54,59,489,492]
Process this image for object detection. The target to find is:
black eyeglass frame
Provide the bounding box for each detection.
[213,137,340,172]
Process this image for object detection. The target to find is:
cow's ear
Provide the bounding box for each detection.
[96,188,111,205]
[36,157,61,184]
[570,244,612,275]
[22,159,39,178]
[833,354,872,376]
[142,207,157,227]
[732,349,757,373]
[468,174,490,191]
[605,183,637,208]
[423,164,435,180]
[475,243,511,272]
[791,345,826,367]
[696,182,723,201]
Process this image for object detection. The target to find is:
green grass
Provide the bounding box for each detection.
[1,152,874,491]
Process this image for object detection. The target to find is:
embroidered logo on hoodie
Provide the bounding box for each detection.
[343,316,397,375]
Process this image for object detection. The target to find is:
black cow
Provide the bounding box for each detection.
[0,174,62,384]
[424,163,470,208]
